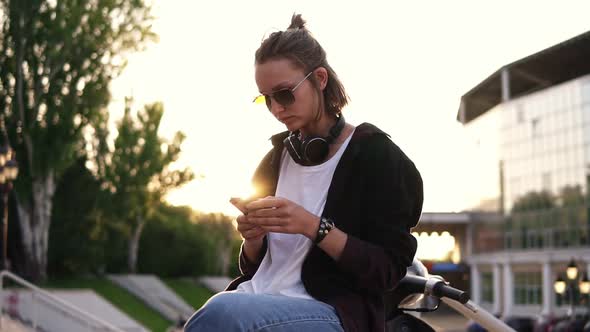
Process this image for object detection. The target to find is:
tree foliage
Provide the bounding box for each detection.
[0,0,155,281]
[0,0,156,190]
[512,184,588,214]
[98,100,194,272]
[511,190,555,213]
[138,205,241,278]
[48,157,106,276]
[559,184,585,207]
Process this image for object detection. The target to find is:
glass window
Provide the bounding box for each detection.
[481,272,494,303]
[582,79,590,103]
[514,271,542,305]
[582,103,590,126]
[517,104,525,124]
[585,125,590,145]
[542,172,552,191]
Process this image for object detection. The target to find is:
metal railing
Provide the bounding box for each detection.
[0,270,125,332]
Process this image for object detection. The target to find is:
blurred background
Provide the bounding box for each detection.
[1,1,590,331]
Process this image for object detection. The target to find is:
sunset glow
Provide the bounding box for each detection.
[107,1,590,216]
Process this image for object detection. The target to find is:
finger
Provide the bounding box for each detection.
[248,216,286,227]
[236,215,258,225]
[237,224,255,233]
[259,225,294,234]
[243,227,266,239]
[249,207,287,218]
[237,221,262,231]
[246,197,285,210]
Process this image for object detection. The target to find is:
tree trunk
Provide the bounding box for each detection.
[128,216,145,273]
[16,174,56,283]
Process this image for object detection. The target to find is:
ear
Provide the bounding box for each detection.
[314,67,329,91]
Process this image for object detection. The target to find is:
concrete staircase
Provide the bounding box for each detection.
[108,274,194,322]
[1,270,146,332]
[196,276,232,293]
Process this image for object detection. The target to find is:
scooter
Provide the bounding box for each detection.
[384,259,517,332]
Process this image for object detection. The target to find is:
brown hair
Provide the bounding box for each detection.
[255,14,349,117]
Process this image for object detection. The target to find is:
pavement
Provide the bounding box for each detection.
[0,316,32,332]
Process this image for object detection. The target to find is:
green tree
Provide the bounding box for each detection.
[194,212,239,276]
[100,100,194,273]
[48,157,106,276]
[138,205,241,278]
[559,185,584,207]
[511,190,555,213]
[0,0,155,281]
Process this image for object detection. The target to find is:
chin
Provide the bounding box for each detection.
[284,124,299,132]
[282,120,301,132]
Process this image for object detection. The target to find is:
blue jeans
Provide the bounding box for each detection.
[184,291,344,331]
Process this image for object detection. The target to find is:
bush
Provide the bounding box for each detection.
[138,205,241,278]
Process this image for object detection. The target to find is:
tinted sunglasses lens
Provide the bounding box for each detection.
[253,95,266,104]
[274,90,295,106]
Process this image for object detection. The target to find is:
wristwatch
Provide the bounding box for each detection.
[313,217,335,245]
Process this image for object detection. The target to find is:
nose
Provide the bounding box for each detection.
[269,98,286,116]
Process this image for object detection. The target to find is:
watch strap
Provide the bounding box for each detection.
[314,217,335,245]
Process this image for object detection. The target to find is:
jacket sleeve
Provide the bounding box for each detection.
[238,236,268,276]
[335,135,423,294]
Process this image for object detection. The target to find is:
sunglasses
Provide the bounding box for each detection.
[253,71,313,109]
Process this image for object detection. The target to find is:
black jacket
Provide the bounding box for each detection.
[226,123,423,332]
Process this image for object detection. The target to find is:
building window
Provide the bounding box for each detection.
[481,272,494,303]
[531,117,540,138]
[542,172,552,192]
[514,271,542,305]
[516,104,525,124]
[582,80,590,103]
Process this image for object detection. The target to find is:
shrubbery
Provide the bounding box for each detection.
[47,158,241,279]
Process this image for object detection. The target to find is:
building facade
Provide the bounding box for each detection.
[457,30,590,318]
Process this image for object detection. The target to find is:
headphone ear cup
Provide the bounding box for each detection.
[284,134,305,165]
[301,137,329,164]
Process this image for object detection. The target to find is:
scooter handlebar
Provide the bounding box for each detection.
[398,275,470,304]
[432,282,470,304]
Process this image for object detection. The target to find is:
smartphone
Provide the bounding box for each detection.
[229,197,257,214]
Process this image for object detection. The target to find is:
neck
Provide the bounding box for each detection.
[299,114,339,140]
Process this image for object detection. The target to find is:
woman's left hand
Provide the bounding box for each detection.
[245,196,319,239]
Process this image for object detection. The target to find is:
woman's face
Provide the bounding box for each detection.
[255,58,320,132]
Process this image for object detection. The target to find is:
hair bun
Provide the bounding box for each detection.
[287,13,306,30]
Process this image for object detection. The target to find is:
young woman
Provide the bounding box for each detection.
[184,14,423,332]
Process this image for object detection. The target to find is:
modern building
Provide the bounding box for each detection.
[457,30,590,318]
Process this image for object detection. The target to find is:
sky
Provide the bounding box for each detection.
[107,0,590,217]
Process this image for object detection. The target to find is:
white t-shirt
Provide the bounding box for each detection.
[236,130,354,299]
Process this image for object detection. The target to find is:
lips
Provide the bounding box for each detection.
[279,116,296,123]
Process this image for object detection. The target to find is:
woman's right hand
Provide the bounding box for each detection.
[236,214,267,242]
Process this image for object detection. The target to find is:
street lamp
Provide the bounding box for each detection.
[554,258,590,319]
[554,275,567,295]
[581,274,590,295]
[567,258,579,280]
[0,117,18,271]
